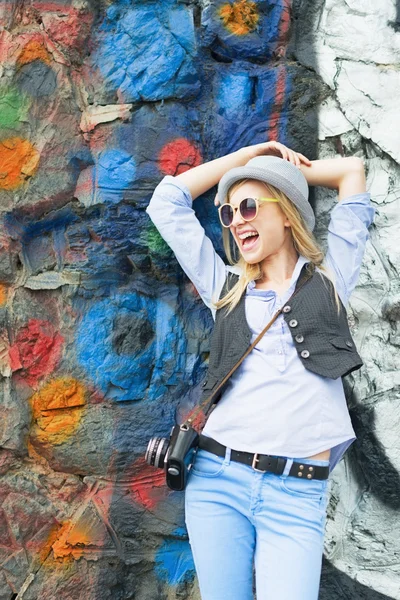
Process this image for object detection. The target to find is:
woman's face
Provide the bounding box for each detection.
[228,180,292,265]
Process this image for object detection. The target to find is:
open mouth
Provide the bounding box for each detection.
[238,231,259,252]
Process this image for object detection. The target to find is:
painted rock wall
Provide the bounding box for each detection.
[0,1,398,599]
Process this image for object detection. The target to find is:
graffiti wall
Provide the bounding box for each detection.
[0,0,398,598]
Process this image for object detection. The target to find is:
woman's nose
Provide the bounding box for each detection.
[231,206,245,227]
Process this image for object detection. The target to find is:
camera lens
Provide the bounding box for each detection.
[145,437,170,469]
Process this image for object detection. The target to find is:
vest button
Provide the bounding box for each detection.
[295,334,304,343]
[283,305,291,313]
[345,340,353,348]
[202,380,207,387]
[301,350,310,359]
[289,319,298,328]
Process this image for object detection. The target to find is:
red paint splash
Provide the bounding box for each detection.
[32,2,82,11]
[276,0,291,58]
[159,139,202,176]
[9,319,64,387]
[182,408,206,433]
[129,457,171,510]
[268,65,287,143]
[39,6,94,52]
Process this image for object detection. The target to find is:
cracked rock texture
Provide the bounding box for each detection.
[0,0,398,599]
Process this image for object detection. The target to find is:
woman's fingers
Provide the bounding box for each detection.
[269,142,299,166]
[245,141,311,168]
[275,143,289,161]
[214,192,220,206]
[288,149,298,166]
[297,152,312,166]
[273,144,310,168]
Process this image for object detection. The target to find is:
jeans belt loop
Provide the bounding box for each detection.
[282,458,294,477]
[223,447,231,466]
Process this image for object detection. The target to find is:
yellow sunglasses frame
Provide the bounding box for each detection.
[218,197,280,228]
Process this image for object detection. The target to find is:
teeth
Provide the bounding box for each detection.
[239,231,258,240]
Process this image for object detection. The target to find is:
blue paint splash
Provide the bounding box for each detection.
[155,526,196,585]
[216,71,253,122]
[97,149,136,195]
[93,2,199,102]
[75,149,136,207]
[75,291,187,402]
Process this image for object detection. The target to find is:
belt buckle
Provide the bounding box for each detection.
[252,453,267,473]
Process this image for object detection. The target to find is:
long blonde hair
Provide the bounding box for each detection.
[215,179,339,313]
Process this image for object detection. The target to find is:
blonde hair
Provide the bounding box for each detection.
[215,179,340,313]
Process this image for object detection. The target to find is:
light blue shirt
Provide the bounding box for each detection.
[146,175,375,470]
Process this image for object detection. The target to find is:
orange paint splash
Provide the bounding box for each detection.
[52,520,91,559]
[28,522,61,565]
[53,502,115,560]
[17,39,51,66]
[30,377,86,444]
[52,521,80,559]
[0,284,7,305]
[219,0,260,36]
[0,137,40,190]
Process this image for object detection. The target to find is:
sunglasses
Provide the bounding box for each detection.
[218,197,279,228]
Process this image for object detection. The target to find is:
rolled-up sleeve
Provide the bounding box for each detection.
[146,175,227,313]
[325,192,375,305]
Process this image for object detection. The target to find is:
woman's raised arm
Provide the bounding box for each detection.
[300,157,366,201]
[176,141,311,201]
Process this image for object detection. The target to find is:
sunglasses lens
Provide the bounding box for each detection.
[220,204,234,226]
[240,198,257,221]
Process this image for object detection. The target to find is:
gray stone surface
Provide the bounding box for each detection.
[294,0,400,597]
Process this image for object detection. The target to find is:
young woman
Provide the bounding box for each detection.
[146,141,374,600]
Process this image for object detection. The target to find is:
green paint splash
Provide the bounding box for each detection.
[142,223,173,258]
[0,85,30,130]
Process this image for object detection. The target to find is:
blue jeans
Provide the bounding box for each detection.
[185,448,329,600]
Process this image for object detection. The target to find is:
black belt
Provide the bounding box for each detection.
[198,435,329,480]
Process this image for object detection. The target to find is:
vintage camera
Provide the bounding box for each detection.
[145,424,199,491]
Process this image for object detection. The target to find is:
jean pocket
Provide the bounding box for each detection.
[191,450,226,478]
[280,476,328,502]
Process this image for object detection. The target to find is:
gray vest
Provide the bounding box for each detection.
[201,264,363,408]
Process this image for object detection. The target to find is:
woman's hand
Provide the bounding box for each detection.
[214,142,311,206]
[247,141,311,168]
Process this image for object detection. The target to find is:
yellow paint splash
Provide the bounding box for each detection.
[30,377,86,445]
[219,0,260,36]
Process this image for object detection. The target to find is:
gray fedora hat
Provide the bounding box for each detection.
[217,155,315,231]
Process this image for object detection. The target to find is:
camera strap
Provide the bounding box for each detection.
[185,264,315,430]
